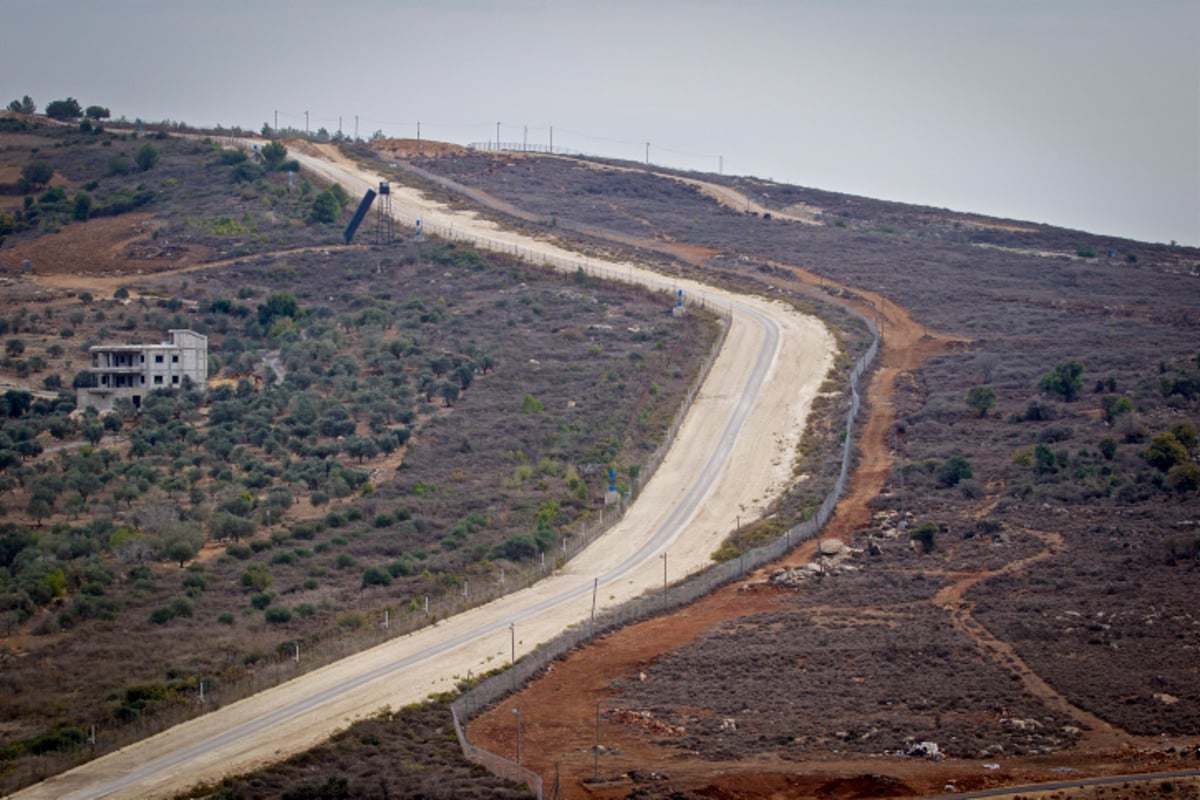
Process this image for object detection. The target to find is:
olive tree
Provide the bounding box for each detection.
[965,385,996,418]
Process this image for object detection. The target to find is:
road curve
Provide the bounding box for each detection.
[12,145,834,800]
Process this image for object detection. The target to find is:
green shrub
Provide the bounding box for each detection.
[240,564,272,592]
[263,605,292,624]
[361,565,392,588]
[935,455,973,488]
[226,543,252,560]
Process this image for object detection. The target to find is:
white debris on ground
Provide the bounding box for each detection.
[768,538,863,586]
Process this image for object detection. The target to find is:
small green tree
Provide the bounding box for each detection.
[1033,443,1058,475]
[240,564,273,592]
[84,105,110,121]
[1098,436,1118,461]
[438,379,460,407]
[7,95,36,114]
[135,143,160,171]
[1100,394,1134,422]
[19,160,54,191]
[73,191,93,221]
[910,522,938,553]
[935,455,973,487]
[257,292,299,326]
[1144,432,1188,472]
[965,385,996,418]
[44,97,82,120]
[1171,422,1198,452]
[1039,361,1085,402]
[162,523,205,567]
[361,566,392,588]
[27,495,53,525]
[260,140,288,170]
[308,189,342,224]
[1166,463,1200,495]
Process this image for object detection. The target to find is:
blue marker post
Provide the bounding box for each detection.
[605,468,619,506]
[672,288,686,318]
[415,219,422,240]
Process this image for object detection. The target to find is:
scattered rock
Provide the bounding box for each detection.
[610,709,685,737]
[818,539,844,556]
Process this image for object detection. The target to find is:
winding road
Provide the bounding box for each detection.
[12,144,834,800]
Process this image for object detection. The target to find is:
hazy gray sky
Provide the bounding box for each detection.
[4,0,1197,245]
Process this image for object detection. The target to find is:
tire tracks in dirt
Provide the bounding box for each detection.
[931,528,1129,752]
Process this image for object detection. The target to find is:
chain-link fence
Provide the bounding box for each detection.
[452,304,880,796]
[306,145,883,796]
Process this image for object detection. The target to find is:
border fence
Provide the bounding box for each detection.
[449,299,880,798]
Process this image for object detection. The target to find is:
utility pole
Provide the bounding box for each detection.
[417,121,420,142]
[496,121,500,150]
[304,110,309,134]
[645,141,650,165]
[659,552,667,611]
[549,125,553,154]
[719,155,723,175]
[273,109,278,132]
[590,577,598,638]
[510,621,516,691]
[523,124,527,152]
[354,114,358,140]
[338,115,342,136]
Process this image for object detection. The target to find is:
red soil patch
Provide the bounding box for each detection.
[1,212,214,278]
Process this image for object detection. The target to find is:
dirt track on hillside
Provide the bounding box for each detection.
[469,255,981,798]
[464,172,1176,798]
[10,142,838,800]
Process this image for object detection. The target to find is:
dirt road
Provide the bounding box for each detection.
[11,146,833,799]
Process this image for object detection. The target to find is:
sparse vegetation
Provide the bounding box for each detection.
[0,120,723,789]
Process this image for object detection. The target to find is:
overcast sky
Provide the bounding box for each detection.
[4,0,1197,245]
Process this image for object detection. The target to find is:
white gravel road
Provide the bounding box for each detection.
[12,144,833,800]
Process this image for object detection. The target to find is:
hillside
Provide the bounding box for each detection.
[0,118,755,793]
[2,112,1199,800]
[395,148,1200,797]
